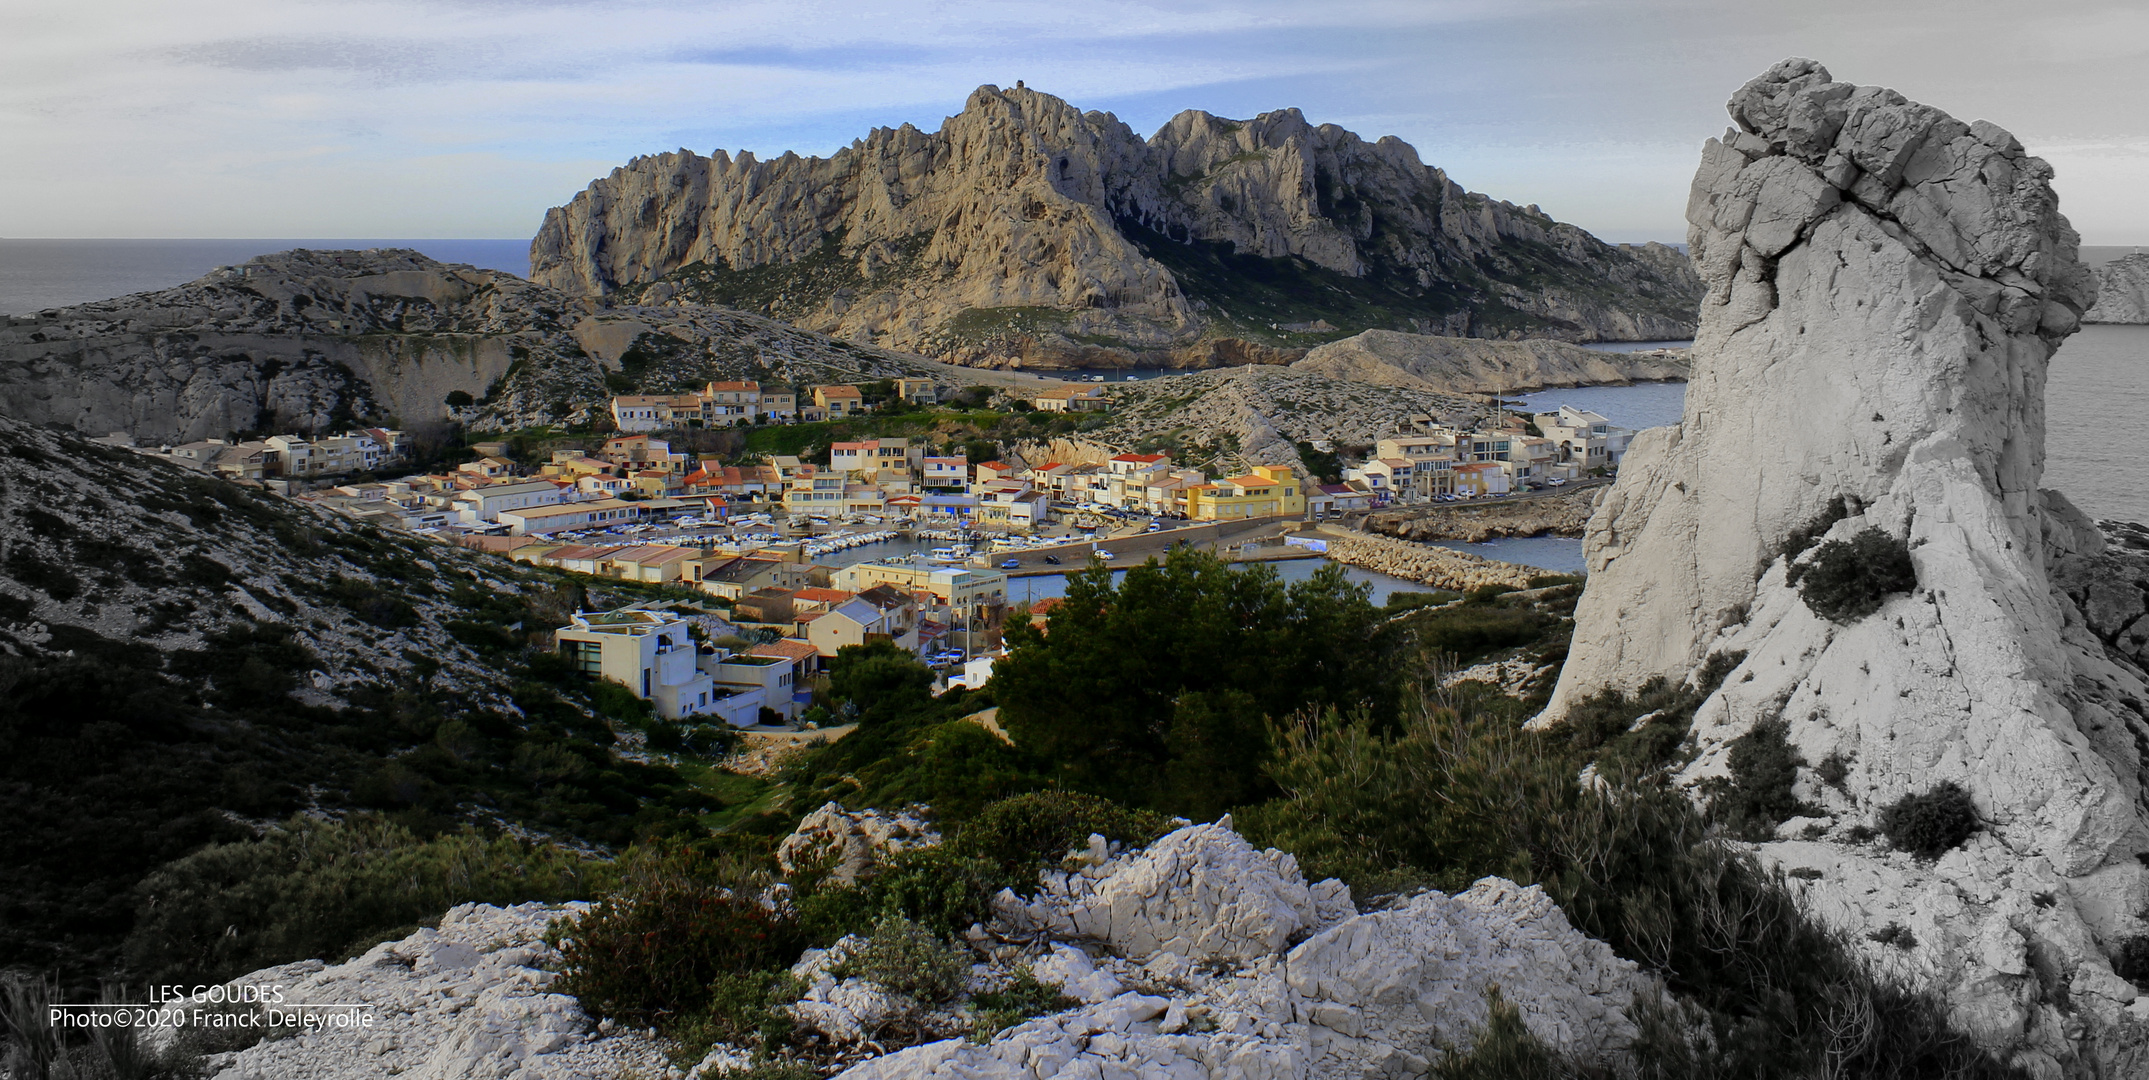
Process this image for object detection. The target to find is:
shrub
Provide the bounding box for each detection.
[1877,782,1979,858]
[1777,495,1852,571]
[948,792,1170,894]
[1429,986,1573,1080]
[832,916,971,1004]
[852,847,1003,938]
[666,969,803,1064]
[552,844,801,1024]
[125,815,609,986]
[1703,718,1810,842]
[969,967,1078,1043]
[1797,528,1916,623]
[2112,937,2149,986]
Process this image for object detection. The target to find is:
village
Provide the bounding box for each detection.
[90,376,1635,732]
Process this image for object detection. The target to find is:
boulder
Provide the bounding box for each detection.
[776,802,941,885]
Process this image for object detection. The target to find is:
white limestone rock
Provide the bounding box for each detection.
[205,902,676,1080]
[776,801,941,885]
[1005,819,1349,963]
[1540,57,2149,1076]
[841,869,1650,1080]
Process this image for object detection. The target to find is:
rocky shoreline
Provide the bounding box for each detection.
[1318,531,1546,591]
[1364,487,1601,543]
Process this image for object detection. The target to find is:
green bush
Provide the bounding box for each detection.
[1429,986,1574,1080]
[1702,719,1810,842]
[125,815,609,986]
[969,967,1078,1043]
[832,916,971,1003]
[665,969,803,1064]
[1248,689,2017,1079]
[1797,528,1916,623]
[948,792,1170,894]
[1877,782,1979,859]
[552,844,801,1024]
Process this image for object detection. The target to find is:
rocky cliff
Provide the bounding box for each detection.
[1294,329,1688,393]
[529,84,1704,366]
[0,249,956,442]
[2086,252,2149,323]
[1541,59,2149,1074]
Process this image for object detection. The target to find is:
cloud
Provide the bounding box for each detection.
[1,0,2144,241]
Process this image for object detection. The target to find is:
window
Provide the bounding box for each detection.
[561,638,604,677]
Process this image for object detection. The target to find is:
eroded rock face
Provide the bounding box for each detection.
[1542,58,2149,1075]
[530,85,1703,363]
[2086,254,2149,324]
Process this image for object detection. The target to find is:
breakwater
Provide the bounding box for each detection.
[1318,530,1544,592]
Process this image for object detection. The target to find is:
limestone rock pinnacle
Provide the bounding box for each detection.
[1542,58,2147,1074]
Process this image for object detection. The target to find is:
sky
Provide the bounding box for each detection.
[5,0,2148,245]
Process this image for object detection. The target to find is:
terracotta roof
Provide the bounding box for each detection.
[750,639,818,662]
[1028,597,1064,615]
[794,587,855,603]
[1111,453,1167,463]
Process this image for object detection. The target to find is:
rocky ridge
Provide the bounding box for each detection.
[200,816,1653,1080]
[1294,330,1689,394]
[2086,253,2149,323]
[1365,486,1603,542]
[1542,59,2149,1074]
[530,84,1704,366]
[0,249,960,442]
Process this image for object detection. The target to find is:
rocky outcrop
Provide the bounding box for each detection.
[1541,59,2149,1074]
[1295,330,1689,394]
[195,903,675,1080]
[836,819,1650,1079]
[0,249,957,441]
[1320,531,1542,592]
[530,85,1704,365]
[2086,253,2149,323]
[1366,486,1603,541]
[775,802,940,885]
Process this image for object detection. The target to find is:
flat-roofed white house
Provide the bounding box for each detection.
[498,498,644,535]
[556,609,717,720]
[453,480,564,524]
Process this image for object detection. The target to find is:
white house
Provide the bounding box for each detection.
[453,480,563,524]
[556,609,717,720]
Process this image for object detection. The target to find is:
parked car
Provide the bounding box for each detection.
[1043,554,1061,565]
[1000,558,1021,569]
[1143,522,1162,532]
[1095,549,1116,559]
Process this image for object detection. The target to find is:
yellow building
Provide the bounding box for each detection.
[1186,464,1305,520]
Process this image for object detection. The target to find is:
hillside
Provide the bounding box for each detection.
[0,416,717,985]
[530,84,1704,367]
[0,248,963,443]
[1293,329,1688,393]
[1071,365,1481,468]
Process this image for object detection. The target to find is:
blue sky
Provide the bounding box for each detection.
[6,0,2147,243]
